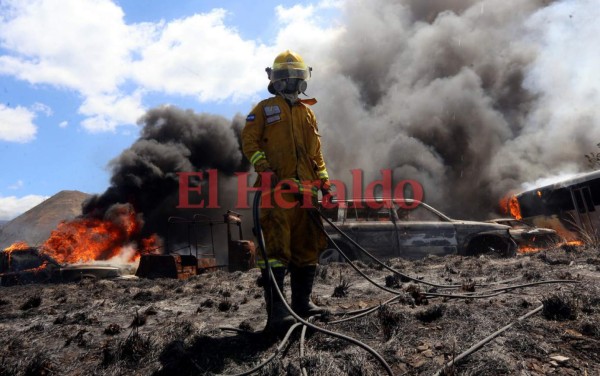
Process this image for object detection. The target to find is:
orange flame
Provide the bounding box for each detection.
[4,241,30,253]
[3,242,51,274]
[499,194,522,220]
[140,234,162,255]
[39,203,157,264]
[518,245,543,254]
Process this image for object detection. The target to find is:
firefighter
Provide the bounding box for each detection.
[242,50,331,335]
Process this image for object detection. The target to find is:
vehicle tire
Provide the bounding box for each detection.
[319,241,356,265]
[76,274,98,282]
[466,236,516,258]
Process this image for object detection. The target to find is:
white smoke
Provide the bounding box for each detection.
[304,0,599,218]
[495,0,600,193]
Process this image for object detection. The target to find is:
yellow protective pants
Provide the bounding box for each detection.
[256,192,327,268]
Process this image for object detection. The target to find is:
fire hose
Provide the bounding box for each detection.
[315,211,580,300]
[432,304,545,376]
[219,194,580,375]
[218,191,394,376]
[251,191,394,375]
[310,206,580,372]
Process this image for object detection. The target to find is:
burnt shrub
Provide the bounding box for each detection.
[542,294,577,321]
[523,269,542,281]
[133,290,154,302]
[378,305,403,340]
[156,340,196,375]
[104,323,121,335]
[238,320,253,332]
[415,304,445,323]
[120,332,154,364]
[53,314,67,325]
[580,319,600,338]
[384,274,401,288]
[406,284,428,306]
[0,356,16,376]
[218,300,232,312]
[20,295,41,310]
[461,280,476,292]
[101,341,118,366]
[578,293,600,314]
[23,353,56,376]
[332,279,351,298]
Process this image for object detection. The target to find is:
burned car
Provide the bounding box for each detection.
[0,247,121,286]
[318,199,517,263]
[486,218,561,249]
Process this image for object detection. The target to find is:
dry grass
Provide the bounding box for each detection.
[0,246,599,375]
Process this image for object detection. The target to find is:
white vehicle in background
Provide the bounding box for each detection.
[513,169,600,241]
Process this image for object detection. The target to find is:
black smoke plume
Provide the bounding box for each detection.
[82,106,249,253]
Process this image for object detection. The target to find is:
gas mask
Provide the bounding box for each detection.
[272,78,308,94]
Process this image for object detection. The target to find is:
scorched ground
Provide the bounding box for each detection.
[0,245,599,375]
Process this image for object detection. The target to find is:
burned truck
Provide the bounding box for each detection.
[135,210,256,279]
[513,169,600,241]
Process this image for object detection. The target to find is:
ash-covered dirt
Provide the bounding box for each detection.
[1,246,599,375]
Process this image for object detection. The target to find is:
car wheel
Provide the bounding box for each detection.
[466,236,516,257]
[319,248,343,265]
[76,274,98,282]
[319,241,356,265]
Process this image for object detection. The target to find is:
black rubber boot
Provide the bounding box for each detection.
[290,264,329,318]
[262,267,296,336]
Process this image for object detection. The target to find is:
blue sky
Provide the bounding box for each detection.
[1,0,598,221]
[0,0,342,219]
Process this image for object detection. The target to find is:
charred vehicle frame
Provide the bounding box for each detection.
[318,198,517,263]
[486,218,561,249]
[0,247,122,286]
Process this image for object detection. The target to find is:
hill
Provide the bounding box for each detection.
[0,190,90,249]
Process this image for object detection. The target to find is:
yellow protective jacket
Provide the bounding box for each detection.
[242,95,329,190]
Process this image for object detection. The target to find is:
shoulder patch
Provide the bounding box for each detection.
[246,114,256,122]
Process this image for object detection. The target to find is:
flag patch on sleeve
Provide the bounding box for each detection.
[246,114,256,122]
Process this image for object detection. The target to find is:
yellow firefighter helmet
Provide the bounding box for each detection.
[266,50,312,82]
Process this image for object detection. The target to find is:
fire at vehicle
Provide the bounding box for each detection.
[497,170,600,252]
[2,200,255,284]
[0,243,122,286]
[39,203,149,264]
